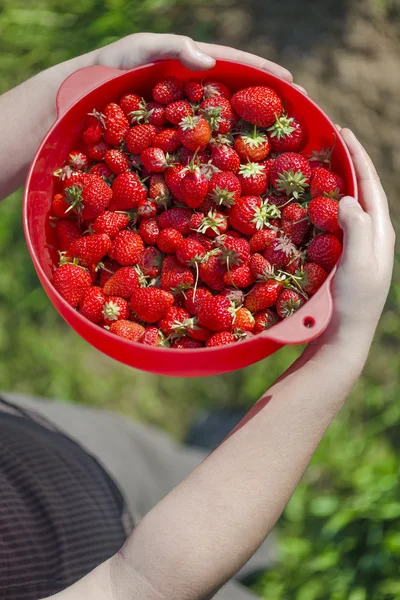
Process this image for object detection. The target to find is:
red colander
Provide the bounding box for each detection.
[23,60,357,377]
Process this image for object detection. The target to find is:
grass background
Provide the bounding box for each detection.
[0,0,399,598]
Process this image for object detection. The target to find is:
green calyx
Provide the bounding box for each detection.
[275,169,309,199]
[267,112,295,140]
[251,201,282,230]
[103,301,121,322]
[64,183,84,214]
[280,297,303,318]
[210,185,237,208]
[196,210,226,235]
[133,265,150,288]
[238,161,266,179]
[179,115,201,131]
[201,106,223,131]
[128,98,151,124]
[240,125,268,148]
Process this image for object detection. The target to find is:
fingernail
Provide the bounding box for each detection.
[340,196,358,207]
[196,52,215,66]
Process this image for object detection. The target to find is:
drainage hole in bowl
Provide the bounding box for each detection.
[303,317,315,328]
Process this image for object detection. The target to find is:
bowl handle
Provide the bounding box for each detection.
[56,65,125,118]
[262,273,335,345]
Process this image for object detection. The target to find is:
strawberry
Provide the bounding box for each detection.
[152,128,181,153]
[310,167,345,199]
[200,96,236,134]
[158,207,192,235]
[119,93,142,117]
[198,295,235,332]
[161,255,194,293]
[206,331,236,347]
[165,100,193,124]
[231,86,283,128]
[190,210,228,238]
[198,252,226,291]
[69,233,111,266]
[266,192,288,209]
[249,229,278,253]
[98,259,119,287]
[187,232,215,253]
[152,76,183,104]
[178,116,211,152]
[208,172,241,207]
[234,128,271,162]
[233,307,255,332]
[203,81,232,100]
[244,280,283,313]
[138,246,163,278]
[228,196,280,236]
[103,266,140,298]
[140,101,167,126]
[102,296,130,326]
[215,234,251,264]
[89,163,113,180]
[264,236,296,269]
[78,287,106,323]
[55,219,82,252]
[109,230,144,266]
[104,149,130,174]
[183,287,212,316]
[249,253,274,281]
[130,287,174,322]
[237,162,268,196]
[297,262,328,295]
[198,197,216,216]
[110,320,145,341]
[139,218,159,245]
[221,288,245,307]
[65,174,112,219]
[140,147,168,173]
[172,336,203,349]
[125,124,156,154]
[281,203,310,244]
[52,193,70,218]
[307,233,342,272]
[164,164,187,199]
[180,168,209,209]
[53,263,92,308]
[92,211,129,239]
[86,140,111,161]
[210,144,240,173]
[253,308,280,333]
[142,326,169,347]
[138,199,157,218]
[308,196,340,234]
[82,114,103,145]
[184,81,204,102]
[102,103,129,146]
[157,228,183,254]
[109,172,147,210]
[223,263,254,288]
[267,113,306,153]
[276,289,304,318]
[178,147,210,166]
[176,239,206,266]
[67,150,88,170]
[149,174,170,206]
[270,152,312,199]
[158,306,192,337]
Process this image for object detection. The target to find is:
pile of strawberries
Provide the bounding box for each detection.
[50,75,345,349]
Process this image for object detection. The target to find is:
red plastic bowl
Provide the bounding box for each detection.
[23,59,357,377]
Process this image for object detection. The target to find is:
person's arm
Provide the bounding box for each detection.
[49,128,394,600]
[0,33,293,201]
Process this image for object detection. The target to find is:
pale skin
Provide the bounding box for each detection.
[0,33,395,600]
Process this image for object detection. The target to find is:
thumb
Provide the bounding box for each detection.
[338,196,373,267]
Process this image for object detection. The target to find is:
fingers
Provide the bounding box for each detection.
[338,196,374,268]
[133,34,216,70]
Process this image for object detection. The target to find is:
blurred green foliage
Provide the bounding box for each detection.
[0,1,399,598]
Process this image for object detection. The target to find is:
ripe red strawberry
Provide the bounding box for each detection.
[270,152,312,199]
[276,289,304,318]
[109,172,147,210]
[65,174,112,219]
[281,203,310,244]
[210,143,240,173]
[233,307,255,332]
[158,306,192,336]
[143,101,167,126]
[234,128,271,162]
[198,295,235,332]
[190,210,228,238]
[89,163,113,180]
[228,196,280,236]
[203,81,232,100]
[78,287,106,323]
[266,192,288,209]
[142,326,169,347]
[237,162,268,196]
[164,164,187,199]
[308,196,340,234]
[231,86,283,128]
[85,140,111,161]
[180,168,209,209]
[267,113,306,153]
[178,116,211,151]
[98,259,119,287]
[206,331,236,347]
[184,81,203,102]
[307,234,342,272]
[187,232,215,253]
[172,336,203,349]
[161,255,194,293]
[198,252,226,291]
[165,100,193,125]
[200,96,236,134]
[52,193,70,218]
[103,266,140,298]
[92,211,129,239]
[130,287,174,322]
[104,149,130,174]
[67,150,88,170]
[152,76,183,104]
[125,124,156,154]
[178,147,210,167]
[215,234,251,265]
[53,263,92,308]
[208,172,241,207]
[244,280,283,313]
[310,167,345,199]
[183,287,212,316]
[253,308,280,333]
[149,174,170,206]
[223,263,254,288]
[298,262,328,295]
[119,92,142,117]
[152,128,181,153]
[109,230,144,266]
[55,219,82,252]
[70,233,111,266]
[102,296,130,326]
[157,228,183,254]
[139,218,159,245]
[102,103,129,145]
[140,147,168,173]
[82,114,103,145]
[138,246,163,278]
[110,320,145,341]
[264,236,296,269]
[249,229,278,253]
[138,199,157,218]
[176,239,206,266]
[249,253,274,281]
[158,207,192,235]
